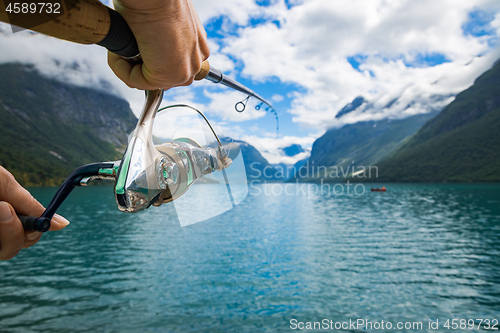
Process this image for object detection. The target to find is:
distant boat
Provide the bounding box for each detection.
[371,187,386,192]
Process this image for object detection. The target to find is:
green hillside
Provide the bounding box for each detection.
[291,112,437,182]
[310,112,437,168]
[221,137,279,181]
[375,60,500,182]
[0,63,137,186]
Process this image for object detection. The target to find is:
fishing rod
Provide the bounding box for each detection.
[1,0,279,232]
[0,0,278,124]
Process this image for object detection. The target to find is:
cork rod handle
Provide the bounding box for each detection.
[1,1,109,44]
[0,0,211,72]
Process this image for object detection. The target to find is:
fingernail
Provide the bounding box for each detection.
[0,202,13,222]
[52,214,70,226]
[27,231,41,241]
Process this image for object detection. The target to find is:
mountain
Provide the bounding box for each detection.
[0,63,280,186]
[282,144,305,156]
[374,60,500,182]
[335,96,366,118]
[292,111,437,182]
[0,63,137,186]
[220,137,280,181]
[335,93,452,120]
[267,144,307,180]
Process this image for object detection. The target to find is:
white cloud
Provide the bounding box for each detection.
[0,24,145,117]
[205,40,236,74]
[1,0,499,166]
[204,89,267,121]
[192,0,260,26]
[492,12,500,34]
[240,134,316,165]
[221,0,500,129]
[272,94,284,102]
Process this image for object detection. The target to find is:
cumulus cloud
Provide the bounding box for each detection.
[204,89,267,121]
[240,134,316,165]
[272,94,284,102]
[192,0,261,26]
[0,24,145,116]
[1,0,500,165]
[220,0,500,129]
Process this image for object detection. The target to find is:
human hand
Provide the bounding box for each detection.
[0,166,70,260]
[108,0,210,90]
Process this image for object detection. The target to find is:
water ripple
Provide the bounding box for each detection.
[0,184,499,332]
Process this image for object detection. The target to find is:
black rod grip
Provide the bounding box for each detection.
[97,7,139,58]
[18,215,51,233]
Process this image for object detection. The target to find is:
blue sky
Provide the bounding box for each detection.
[1,0,500,164]
[171,0,500,163]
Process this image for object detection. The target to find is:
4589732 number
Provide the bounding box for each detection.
[444,319,498,330]
[5,2,61,14]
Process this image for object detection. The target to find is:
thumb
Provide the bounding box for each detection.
[0,201,24,260]
[0,166,71,232]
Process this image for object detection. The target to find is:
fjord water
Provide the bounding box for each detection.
[0,183,499,332]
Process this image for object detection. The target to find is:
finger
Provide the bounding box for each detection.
[0,167,70,235]
[49,214,70,231]
[189,1,210,59]
[176,75,195,87]
[0,166,45,217]
[108,52,150,89]
[22,213,70,247]
[0,202,25,260]
[22,230,42,249]
[108,52,175,91]
[108,52,140,89]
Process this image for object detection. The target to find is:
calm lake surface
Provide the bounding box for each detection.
[0,183,499,332]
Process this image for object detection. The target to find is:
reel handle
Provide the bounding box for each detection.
[18,215,51,233]
[15,162,115,233]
